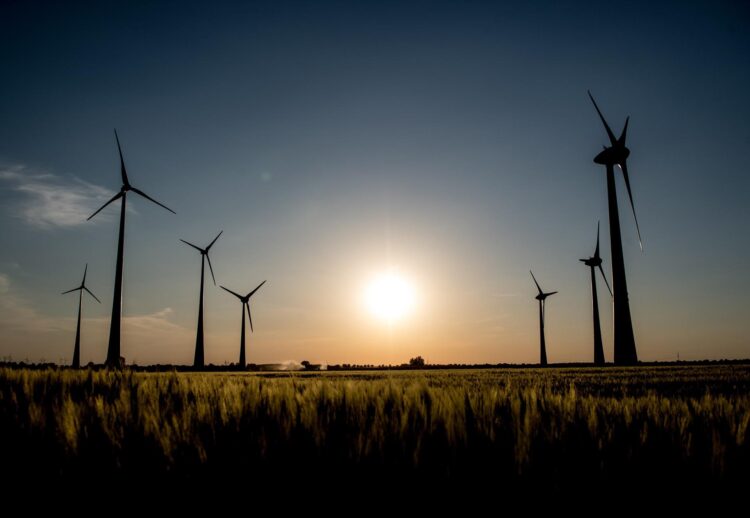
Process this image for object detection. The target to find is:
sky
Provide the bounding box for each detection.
[1,0,749,365]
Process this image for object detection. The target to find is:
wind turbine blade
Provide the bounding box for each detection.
[587,91,617,146]
[82,263,88,285]
[545,291,558,297]
[595,221,601,259]
[598,265,613,297]
[529,271,543,295]
[246,303,254,333]
[619,116,629,145]
[62,287,81,295]
[83,286,101,303]
[220,285,244,300]
[179,239,203,253]
[87,191,123,220]
[620,160,643,251]
[206,230,223,251]
[248,280,266,298]
[205,253,216,285]
[130,187,176,214]
[114,129,130,187]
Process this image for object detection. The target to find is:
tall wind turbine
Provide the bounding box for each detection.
[88,130,175,368]
[62,264,100,368]
[530,271,557,366]
[588,91,641,365]
[220,281,266,368]
[580,222,613,365]
[180,231,222,368]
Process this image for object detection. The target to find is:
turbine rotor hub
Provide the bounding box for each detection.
[594,145,630,166]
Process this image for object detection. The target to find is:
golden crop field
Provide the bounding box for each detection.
[1,365,749,498]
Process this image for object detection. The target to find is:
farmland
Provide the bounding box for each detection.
[1,365,748,499]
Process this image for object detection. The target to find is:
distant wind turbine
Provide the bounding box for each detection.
[220,281,266,368]
[62,264,100,369]
[580,222,613,365]
[88,130,175,368]
[530,271,557,366]
[588,91,642,365]
[180,231,222,369]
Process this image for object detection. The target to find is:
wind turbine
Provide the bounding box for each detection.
[580,222,613,365]
[220,281,266,368]
[180,231,222,368]
[588,91,641,365]
[62,264,100,368]
[88,130,175,368]
[530,271,557,366]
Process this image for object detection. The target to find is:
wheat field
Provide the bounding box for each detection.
[1,365,748,498]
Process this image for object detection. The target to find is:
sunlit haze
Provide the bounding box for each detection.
[364,272,417,325]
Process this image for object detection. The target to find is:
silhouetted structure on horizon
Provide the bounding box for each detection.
[61,264,100,368]
[588,92,641,365]
[180,231,222,368]
[530,271,557,366]
[580,222,612,365]
[220,280,266,368]
[88,130,175,368]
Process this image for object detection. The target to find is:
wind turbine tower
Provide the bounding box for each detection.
[88,130,175,367]
[180,231,223,368]
[62,264,100,368]
[580,222,612,365]
[588,92,642,365]
[220,281,266,369]
[530,271,557,366]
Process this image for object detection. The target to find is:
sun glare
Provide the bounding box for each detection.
[364,272,416,324]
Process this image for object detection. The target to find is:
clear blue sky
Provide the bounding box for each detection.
[1,0,748,365]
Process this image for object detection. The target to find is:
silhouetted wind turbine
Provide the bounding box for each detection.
[580,222,613,365]
[530,271,557,366]
[588,91,641,365]
[180,231,222,369]
[62,264,100,369]
[220,281,266,368]
[88,130,175,368]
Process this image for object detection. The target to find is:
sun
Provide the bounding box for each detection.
[364,271,416,324]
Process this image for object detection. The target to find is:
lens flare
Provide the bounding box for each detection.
[364,272,416,324]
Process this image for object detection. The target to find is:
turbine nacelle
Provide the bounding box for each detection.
[594,146,629,166]
[180,231,222,285]
[530,270,557,301]
[61,264,101,303]
[580,256,602,267]
[220,280,266,332]
[87,130,176,221]
[581,222,613,297]
[589,90,630,166]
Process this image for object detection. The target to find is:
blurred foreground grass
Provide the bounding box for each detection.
[1,366,748,495]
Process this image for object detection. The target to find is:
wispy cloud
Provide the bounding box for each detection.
[0,272,66,333]
[120,307,183,332]
[0,165,113,228]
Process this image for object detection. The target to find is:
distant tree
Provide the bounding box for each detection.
[409,356,426,368]
[301,360,311,369]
